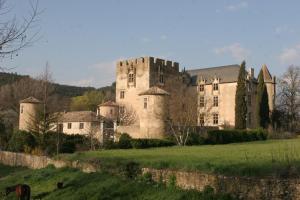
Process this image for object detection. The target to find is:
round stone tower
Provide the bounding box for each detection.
[19,97,42,132]
[139,86,169,139]
[97,101,119,120]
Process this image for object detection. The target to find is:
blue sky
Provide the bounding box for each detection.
[3,0,300,87]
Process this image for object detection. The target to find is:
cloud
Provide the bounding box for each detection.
[69,78,95,87]
[275,26,295,35]
[279,44,300,64]
[225,1,248,11]
[160,35,167,40]
[214,43,250,62]
[140,37,151,43]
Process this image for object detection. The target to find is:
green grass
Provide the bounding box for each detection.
[0,164,27,178]
[0,165,233,200]
[58,138,300,177]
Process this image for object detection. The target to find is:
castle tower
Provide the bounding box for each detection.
[19,97,42,132]
[97,101,119,120]
[261,64,276,111]
[139,86,169,139]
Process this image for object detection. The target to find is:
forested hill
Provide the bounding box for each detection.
[0,72,29,86]
[0,72,103,97]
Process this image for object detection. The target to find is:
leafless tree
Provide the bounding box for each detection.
[0,0,40,70]
[277,65,300,132]
[118,105,137,126]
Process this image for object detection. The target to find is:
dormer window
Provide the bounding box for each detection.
[199,84,204,92]
[213,83,218,91]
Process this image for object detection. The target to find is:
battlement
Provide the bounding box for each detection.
[117,56,179,71]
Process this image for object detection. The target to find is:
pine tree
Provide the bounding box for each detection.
[256,70,270,128]
[235,61,247,129]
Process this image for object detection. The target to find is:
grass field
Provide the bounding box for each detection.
[0,165,232,200]
[58,138,300,177]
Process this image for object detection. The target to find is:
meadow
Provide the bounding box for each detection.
[0,165,232,200]
[58,138,300,177]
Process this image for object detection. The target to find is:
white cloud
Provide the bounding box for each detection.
[141,37,151,43]
[69,78,95,87]
[275,26,295,35]
[160,35,167,40]
[225,1,248,11]
[214,43,250,62]
[279,44,300,64]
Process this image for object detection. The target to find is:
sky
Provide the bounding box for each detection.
[2,0,300,88]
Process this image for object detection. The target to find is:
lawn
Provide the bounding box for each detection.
[58,138,300,177]
[0,165,232,200]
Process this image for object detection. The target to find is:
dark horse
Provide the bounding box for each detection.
[5,184,31,200]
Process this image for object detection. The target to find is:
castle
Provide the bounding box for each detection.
[19,56,276,140]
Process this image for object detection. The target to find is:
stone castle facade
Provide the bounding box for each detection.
[19,56,276,140]
[115,56,275,139]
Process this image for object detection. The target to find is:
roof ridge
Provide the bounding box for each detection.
[187,64,240,72]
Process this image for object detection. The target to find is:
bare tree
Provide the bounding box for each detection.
[277,66,300,132]
[118,105,137,126]
[0,0,40,70]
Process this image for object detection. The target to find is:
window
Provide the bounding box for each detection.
[20,106,24,113]
[199,84,204,92]
[120,91,125,99]
[159,74,164,84]
[79,123,84,129]
[199,113,205,126]
[213,113,218,125]
[119,106,125,114]
[248,95,251,106]
[110,109,113,115]
[213,83,218,91]
[67,123,72,129]
[213,96,218,107]
[248,112,252,125]
[58,124,63,132]
[128,73,135,83]
[144,98,148,109]
[199,96,205,107]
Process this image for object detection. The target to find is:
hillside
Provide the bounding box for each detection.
[0,165,231,200]
[0,72,115,97]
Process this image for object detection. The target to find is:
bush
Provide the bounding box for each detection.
[205,129,267,144]
[7,130,36,152]
[131,139,175,149]
[185,132,206,145]
[118,133,132,149]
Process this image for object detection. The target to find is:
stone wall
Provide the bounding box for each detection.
[0,151,96,173]
[1,151,300,199]
[143,168,300,200]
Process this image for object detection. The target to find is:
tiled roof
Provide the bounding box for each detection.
[139,86,170,96]
[99,101,119,107]
[58,111,99,122]
[187,64,241,85]
[20,97,42,104]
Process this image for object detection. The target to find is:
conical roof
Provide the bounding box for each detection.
[139,86,170,96]
[20,97,42,104]
[261,64,272,82]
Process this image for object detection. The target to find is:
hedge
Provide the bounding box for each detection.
[205,129,267,144]
[131,139,175,149]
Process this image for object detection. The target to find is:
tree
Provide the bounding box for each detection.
[277,66,300,132]
[70,90,105,111]
[118,105,137,126]
[235,61,247,129]
[0,0,40,70]
[256,70,270,128]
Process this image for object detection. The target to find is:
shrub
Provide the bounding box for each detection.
[185,132,206,145]
[121,161,141,179]
[7,130,36,152]
[118,133,132,149]
[131,139,175,149]
[205,129,267,144]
